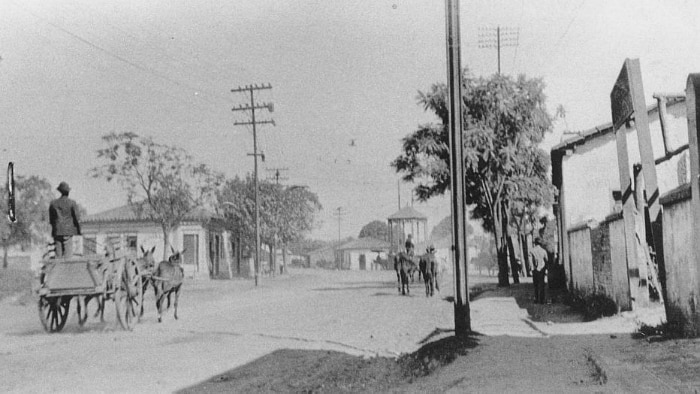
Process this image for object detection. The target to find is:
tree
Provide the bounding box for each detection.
[358,220,388,240]
[471,235,497,276]
[91,132,222,255]
[0,175,54,268]
[430,215,473,241]
[392,72,555,286]
[217,176,321,275]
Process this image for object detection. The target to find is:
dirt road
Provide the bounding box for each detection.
[3,268,656,393]
[1,268,473,392]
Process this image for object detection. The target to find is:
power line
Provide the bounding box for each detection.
[8,0,231,110]
[478,26,519,75]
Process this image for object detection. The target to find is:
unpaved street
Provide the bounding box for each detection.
[2,269,654,393]
[1,269,470,393]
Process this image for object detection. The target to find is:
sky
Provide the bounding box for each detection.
[1,0,700,241]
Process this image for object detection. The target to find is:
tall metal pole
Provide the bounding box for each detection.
[231,84,274,287]
[445,0,471,336]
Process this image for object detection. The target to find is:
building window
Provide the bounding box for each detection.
[126,236,138,254]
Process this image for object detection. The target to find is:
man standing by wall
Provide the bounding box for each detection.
[530,237,549,304]
[49,182,81,258]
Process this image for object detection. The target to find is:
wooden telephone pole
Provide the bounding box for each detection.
[231,84,274,287]
[445,0,471,336]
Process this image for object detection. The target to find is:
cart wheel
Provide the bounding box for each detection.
[115,260,142,330]
[38,296,70,333]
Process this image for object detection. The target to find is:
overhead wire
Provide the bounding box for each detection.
[61,0,246,104]
[8,0,234,118]
[539,0,586,75]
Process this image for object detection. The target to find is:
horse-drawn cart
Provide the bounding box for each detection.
[36,253,143,332]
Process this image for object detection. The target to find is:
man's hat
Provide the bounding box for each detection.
[57,181,71,194]
[534,237,544,246]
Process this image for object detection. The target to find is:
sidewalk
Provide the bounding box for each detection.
[477,282,700,393]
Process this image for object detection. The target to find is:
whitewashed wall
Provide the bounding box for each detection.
[561,101,688,227]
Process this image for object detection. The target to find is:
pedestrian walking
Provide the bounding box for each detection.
[530,237,548,304]
[49,181,81,258]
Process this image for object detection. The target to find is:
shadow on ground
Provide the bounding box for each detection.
[473,281,585,323]
[177,334,481,393]
[313,281,396,292]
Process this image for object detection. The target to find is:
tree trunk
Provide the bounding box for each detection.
[270,240,276,277]
[2,244,8,269]
[161,224,171,261]
[520,233,531,277]
[507,234,520,284]
[493,224,509,286]
[282,243,287,274]
[237,234,242,275]
[492,204,510,287]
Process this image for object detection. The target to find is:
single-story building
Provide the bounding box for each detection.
[335,237,390,270]
[82,203,231,279]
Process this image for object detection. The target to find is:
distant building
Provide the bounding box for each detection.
[335,237,390,270]
[387,206,428,253]
[81,203,230,279]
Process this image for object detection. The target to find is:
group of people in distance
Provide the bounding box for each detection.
[404,232,550,305]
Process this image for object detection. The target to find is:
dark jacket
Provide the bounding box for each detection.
[49,196,81,237]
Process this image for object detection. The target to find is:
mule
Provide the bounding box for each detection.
[137,245,157,318]
[419,252,439,297]
[394,252,417,296]
[153,247,185,323]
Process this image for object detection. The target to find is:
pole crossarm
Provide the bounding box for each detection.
[232,103,274,112]
[234,120,275,126]
[231,84,272,93]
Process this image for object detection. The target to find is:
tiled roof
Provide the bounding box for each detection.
[83,202,220,224]
[336,237,390,251]
[387,206,427,220]
[551,96,685,152]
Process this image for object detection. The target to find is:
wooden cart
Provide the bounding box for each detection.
[36,253,143,332]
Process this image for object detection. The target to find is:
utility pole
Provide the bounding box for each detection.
[445,0,471,336]
[397,179,401,210]
[478,25,519,74]
[266,167,289,184]
[333,207,346,270]
[231,83,274,287]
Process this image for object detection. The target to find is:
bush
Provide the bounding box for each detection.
[290,258,307,268]
[315,259,336,269]
[563,292,618,321]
